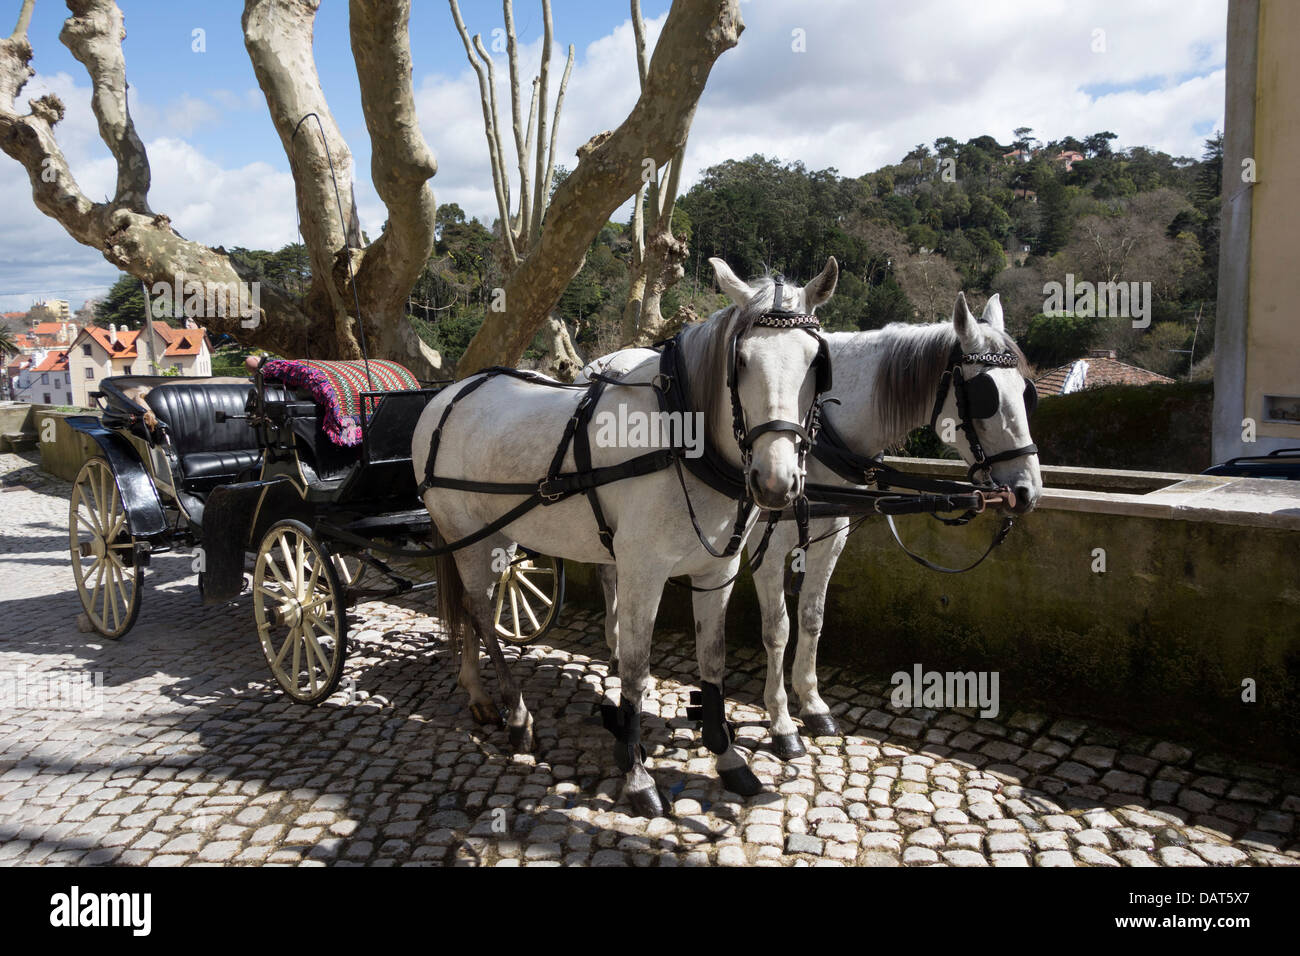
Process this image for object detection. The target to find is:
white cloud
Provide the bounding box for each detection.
[0,1,1227,311]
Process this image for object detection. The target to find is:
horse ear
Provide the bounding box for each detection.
[709,257,752,307]
[981,293,1005,332]
[803,256,839,308]
[952,291,980,350]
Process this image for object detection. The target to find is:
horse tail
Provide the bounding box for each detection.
[432,524,470,653]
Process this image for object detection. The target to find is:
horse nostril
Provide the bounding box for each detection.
[1012,485,1034,512]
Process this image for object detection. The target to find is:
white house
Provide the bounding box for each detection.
[66,322,213,407]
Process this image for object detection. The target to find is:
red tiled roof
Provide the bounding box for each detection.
[32,349,69,372]
[74,322,209,361]
[80,325,142,358]
[1035,356,1175,396]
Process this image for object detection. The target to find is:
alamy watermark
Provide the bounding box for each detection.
[0,667,104,715]
[149,275,262,329]
[890,663,1000,718]
[593,405,704,458]
[1042,273,1151,329]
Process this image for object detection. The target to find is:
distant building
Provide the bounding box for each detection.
[27,320,79,348]
[1055,150,1086,172]
[30,299,71,322]
[1034,350,1176,396]
[8,348,73,405]
[66,321,212,407]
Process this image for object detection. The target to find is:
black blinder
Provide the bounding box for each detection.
[962,371,1001,420]
[1022,378,1038,416]
[814,333,832,394]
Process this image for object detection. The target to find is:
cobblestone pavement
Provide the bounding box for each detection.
[2,451,1298,867]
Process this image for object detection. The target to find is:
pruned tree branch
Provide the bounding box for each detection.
[449,0,517,264]
[61,0,149,212]
[620,0,693,345]
[244,0,362,357]
[349,0,442,373]
[456,0,742,376]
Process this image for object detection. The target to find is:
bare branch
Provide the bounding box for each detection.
[9,0,34,42]
[504,0,531,241]
[61,0,150,212]
[528,0,553,248]
[536,43,572,242]
[244,0,362,356]
[472,33,515,235]
[449,0,517,263]
[631,0,649,86]
[349,0,441,371]
[522,75,539,219]
[458,0,743,373]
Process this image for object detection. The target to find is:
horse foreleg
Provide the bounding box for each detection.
[750,525,804,760]
[690,569,764,796]
[791,519,849,738]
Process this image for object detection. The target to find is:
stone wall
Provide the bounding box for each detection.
[566,461,1300,764]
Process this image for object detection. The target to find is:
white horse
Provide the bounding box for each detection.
[412,259,837,816]
[589,289,1042,759]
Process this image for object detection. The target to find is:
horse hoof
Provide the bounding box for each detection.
[770,733,807,761]
[508,721,534,753]
[802,714,840,737]
[626,785,669,818]
[470,702,503,727]
[718,764,765,797]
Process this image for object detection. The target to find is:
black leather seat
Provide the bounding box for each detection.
[144,383,263,490]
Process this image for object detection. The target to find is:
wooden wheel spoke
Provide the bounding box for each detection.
[295,537,306,599]
[508,583,523,639]
[303,622,333,674]
[83,479,104,536]
[272,630,295,670]
[304,554,322,599]
[514,569,553,606]
[277,536,297,587]
[290,624,303,683]
[263,552,292,592]
[513,581,540,630]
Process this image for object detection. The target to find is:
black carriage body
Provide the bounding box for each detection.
[65,368,566,685]
[73,373,443,576]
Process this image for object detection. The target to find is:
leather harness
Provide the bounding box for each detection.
[411,293,833,573]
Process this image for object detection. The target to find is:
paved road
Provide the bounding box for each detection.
[1,452,1297,866]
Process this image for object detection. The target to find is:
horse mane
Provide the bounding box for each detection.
[873,320,1029,441]
[680,276,782,438]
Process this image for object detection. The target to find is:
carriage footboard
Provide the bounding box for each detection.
[200,478,306,604]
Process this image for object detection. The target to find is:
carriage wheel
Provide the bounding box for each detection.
[252,520,347,704]
[69,457,143,640]
[493,553,564,646]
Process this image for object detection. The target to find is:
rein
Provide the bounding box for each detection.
[788,343,1039,575]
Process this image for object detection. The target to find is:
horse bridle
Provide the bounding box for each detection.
[726,275,833,497]
[929,344,1039,483]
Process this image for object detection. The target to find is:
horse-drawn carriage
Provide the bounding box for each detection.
[64,360,565,704]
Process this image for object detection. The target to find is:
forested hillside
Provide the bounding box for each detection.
[96,129,1223,380]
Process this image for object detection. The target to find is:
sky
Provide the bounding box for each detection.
[0,0,1228,313]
